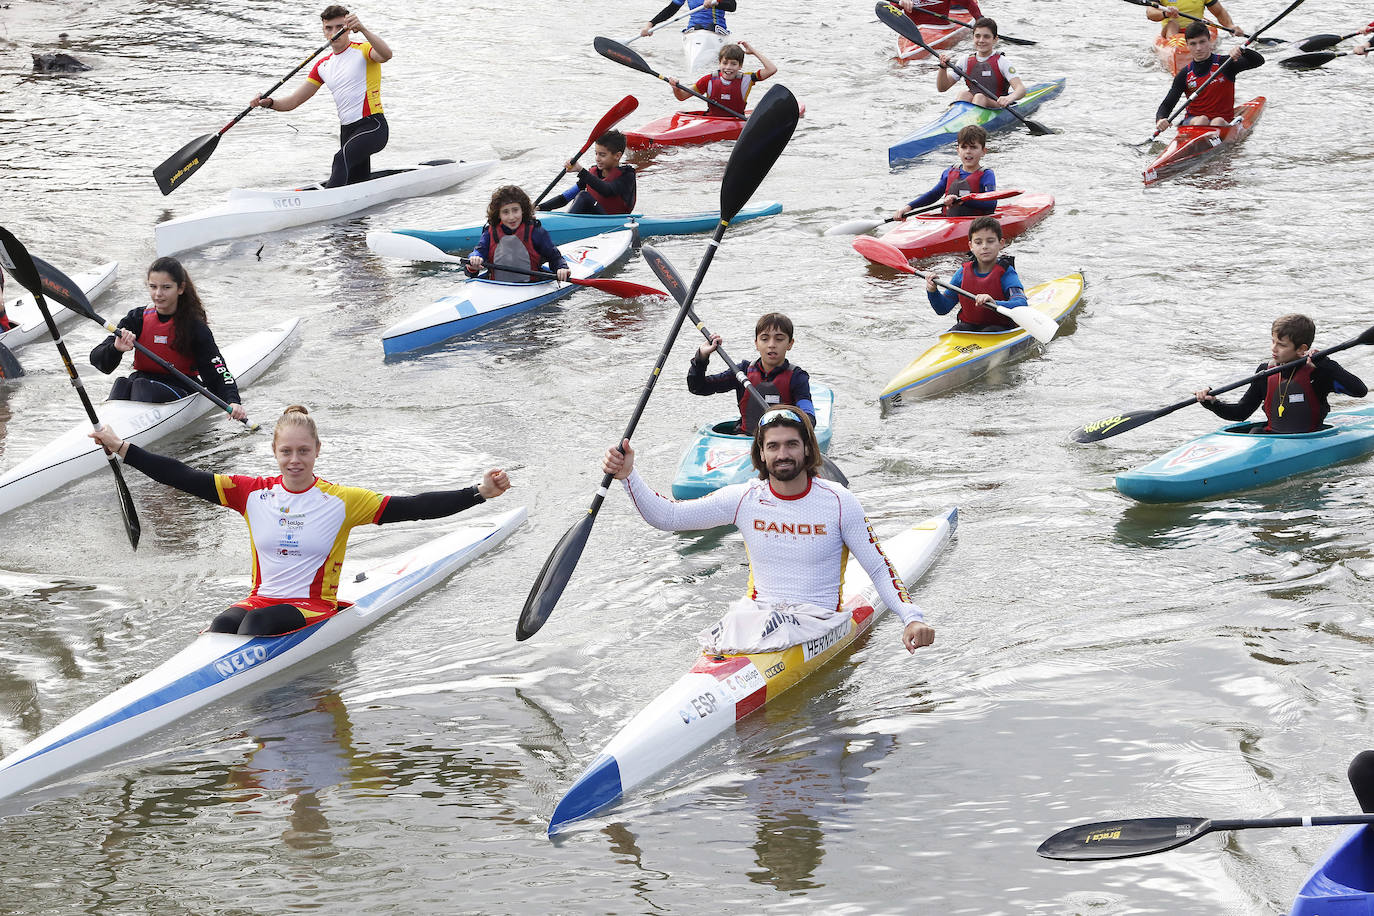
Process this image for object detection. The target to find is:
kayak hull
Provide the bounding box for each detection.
[895,8,969,61]
[0,262,118,353]
[872,192,1055,259]
[1289,825,1374,915]
[547,506,958,834]
[1143,97,1265,186]
[1115,404,1374,503]
[889,79,1066,165]
[670,386,835,499]
[380,230,632,355]
[626,110,750,148]
[0,507,526,802]
[880,272,1084,403]
[154,159,495,256]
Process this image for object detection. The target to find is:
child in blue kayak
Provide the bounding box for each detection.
[536,130,637,216]
[936,17,1027,109]
[894,124,997,221]
[688,312,815,433]
[924,215,1027,332]
[1194,314,1367,433]
[467,185,570,284]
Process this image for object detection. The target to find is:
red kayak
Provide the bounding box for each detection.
[895,7,970,62]
[1143,97,1265,186]
[860,192,1056,260]
[625,102,806,149]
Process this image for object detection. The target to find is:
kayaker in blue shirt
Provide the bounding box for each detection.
[894,124,997,220]
[1194,314,1368,433]
[536,130,637,216]
[467,185,570,284]
[925,215,1027,331]
[687,312,816,434]
[642,0,735,38]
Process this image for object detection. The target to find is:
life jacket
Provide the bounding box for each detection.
[131,308,197,376]
[943,166,987,216]
[1184,54,1235,121]
[488,222,541,283]
[904,0,957,25]
[964,52,1009,99]
[701,71,753,113]
[739,361,794,432]
[956,256,1015,328]
[584,165,632,215]
[1263,363,1322,433]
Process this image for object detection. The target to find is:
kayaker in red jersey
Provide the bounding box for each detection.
[88,405,511,636]
[687,312,816,433]
[467,185,571,284]
[1194,314,1368,433]
[925,215,1027,332]
[936,17,1026,108]
[536,130,638,216]
[1154,21,1264,129]
[89,257,247,422]
[894,124,997,221]
[248,6,393,188]
[899,0,983,27]
[1148,0,1245,39]
[601,407,936,654]
[667,41,777,116]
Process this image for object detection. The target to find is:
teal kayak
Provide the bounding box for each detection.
[1289,825,1374,914]
[1115,404,1374,503]
[376,201,782,255]
[888,79,1066,165]
[670,387,834,500]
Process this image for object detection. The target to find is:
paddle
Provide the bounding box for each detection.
[625,6,692,43]
[917,6,1037,45]
[1120,0,1287,44]
[27,256,259,431]
[516,83,800,642]
[531,95,639,208]
[1280,50,1348,69]
[1038,812,1374,861]
[152,26,346,195]
[1299,29,1364,52]
[0,227,140,548]
[824,190,1024,236]
[852,236,1059,344]
[640,243,850,487]
[1069,324,1374,443]
[593,36,746,119]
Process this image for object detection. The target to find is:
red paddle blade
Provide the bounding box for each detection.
[853,236,915,273]
[966,189,1023,202]
[590,94,639,141]
[571,276,668,299]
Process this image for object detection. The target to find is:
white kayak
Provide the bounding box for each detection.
[154,159,495,256]
[0,261,118,354]
[548,506,958,834]
[0,319,299,517]
[380,230,633,355]
[684,28,726,75]
[0,506,527,802]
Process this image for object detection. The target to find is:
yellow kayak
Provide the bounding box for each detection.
[880,272,1084,405]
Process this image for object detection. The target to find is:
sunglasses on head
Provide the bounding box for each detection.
[758,407,799,427]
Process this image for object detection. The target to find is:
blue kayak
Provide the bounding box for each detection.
[670,387,834,499]
[1115,404,1374,503]
[1289,825,1374,915]
[379,201,782,255]
[888,79,1066,166]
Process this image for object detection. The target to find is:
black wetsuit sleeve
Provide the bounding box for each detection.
[189,323,243,405]
[687,356,745,396]
[123,444,221,503]
[716,0,737,9]
[579,167,637,211]
[648,1,680,25]
[1224,47,1266,77]
[1200,362,1268,421]
[531,225,569,272]
[1316,358,1369,398]
[1155,69,1190,122]
[377,487,484,524]
[90,307,144,373]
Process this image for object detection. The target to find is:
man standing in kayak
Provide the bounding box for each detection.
[249,6,393,188]
[1155,21,1263,130]
[601,407,936,655]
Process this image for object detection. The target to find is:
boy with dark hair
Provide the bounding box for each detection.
[936,17,1026,108]
[895,124,997,221]
[1155,22,1263,130]
[925,216,1027,332]
[688,312,816,433]
[668,40,776,115]
[536,130,637,215]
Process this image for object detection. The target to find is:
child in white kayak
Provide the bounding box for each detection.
[894,124,997,220]
[687,312,816,433]
[925,216,1027,332]
[667,40,777,115]
[466,185,570,284]
[936,17,1027,109]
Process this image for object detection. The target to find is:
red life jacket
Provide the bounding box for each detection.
[488,222,541,283]
[584,165,631,215]
[964,52,1009,98]
[131,308,197,376]
[699,71,753,113]
[1263,363,1322,433]
[739,361,794,432]
[1184,54,1235,121]
[956,257,1014,327]
[942,166,987,216]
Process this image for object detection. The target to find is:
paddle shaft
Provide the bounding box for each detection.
[223,26,346,136]
[468,258,663,298]
[918,6,1036,45]
[625,7,691,43]
[97,320,253,428]
[531,95,638,207]
[595,38,745,118]
[1176,336,1369,415]
[1128,0,1223,29]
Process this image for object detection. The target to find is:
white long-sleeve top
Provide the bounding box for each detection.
[622,470,926,624]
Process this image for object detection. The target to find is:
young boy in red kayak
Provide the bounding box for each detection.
[687,312,815,433]
[667,40,777,115]
[899,0,982,28]
[1194,315,1367,433]
[1154,21,1264,130]
[924,216,1027,332]
[536,130,637,216]
[893,124,997,221]
[466,185,570,284]
[936,17,1026,109]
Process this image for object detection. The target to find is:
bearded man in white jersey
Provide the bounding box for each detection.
[602,406,936,655]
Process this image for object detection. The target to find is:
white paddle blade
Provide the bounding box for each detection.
[365,231,466,264]
[1001,305,1058,344]
[823,217,886,237]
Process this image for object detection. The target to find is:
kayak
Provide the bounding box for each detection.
[0,506,526,802]
[1289,825,1374,915]
[895,8,970,62]
[1115,404,1374,503]
[0,319,299,517]
[683,27,725,76]
[879,272,1084,404]
[1143,96,1265,186]
[868,192,1056,260]
[380,230,632,355]
[670,386,836,499]
[547,505,957,834]
[627,103,806,148]
[0,261,118,354]
[370,201,783,256]
[154,159,495,256]
[1154,25,1217,74]
[889,79,1066,165]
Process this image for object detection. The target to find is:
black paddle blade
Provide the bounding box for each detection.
[818,456,849,487]
[1038,817,1214,861]
[1070,407,1170,443]
[0,343,22,379]
[517,513,596,641]
[642,245,689,305]
[1299,32,1343,51]
[153,132,219,196]
[1280,50,1340,69]
[1024,119,1055,136]
[593,36,656,77]
[31,255,95,317]
[719,84,800,222]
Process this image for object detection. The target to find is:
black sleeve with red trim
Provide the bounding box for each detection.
[89,307,146,374]
[377,487,484,524]
[123,444,221,503]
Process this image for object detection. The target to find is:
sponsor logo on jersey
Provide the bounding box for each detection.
[753,519,828,536]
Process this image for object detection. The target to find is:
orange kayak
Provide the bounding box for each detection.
[1143,96,1265,185]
